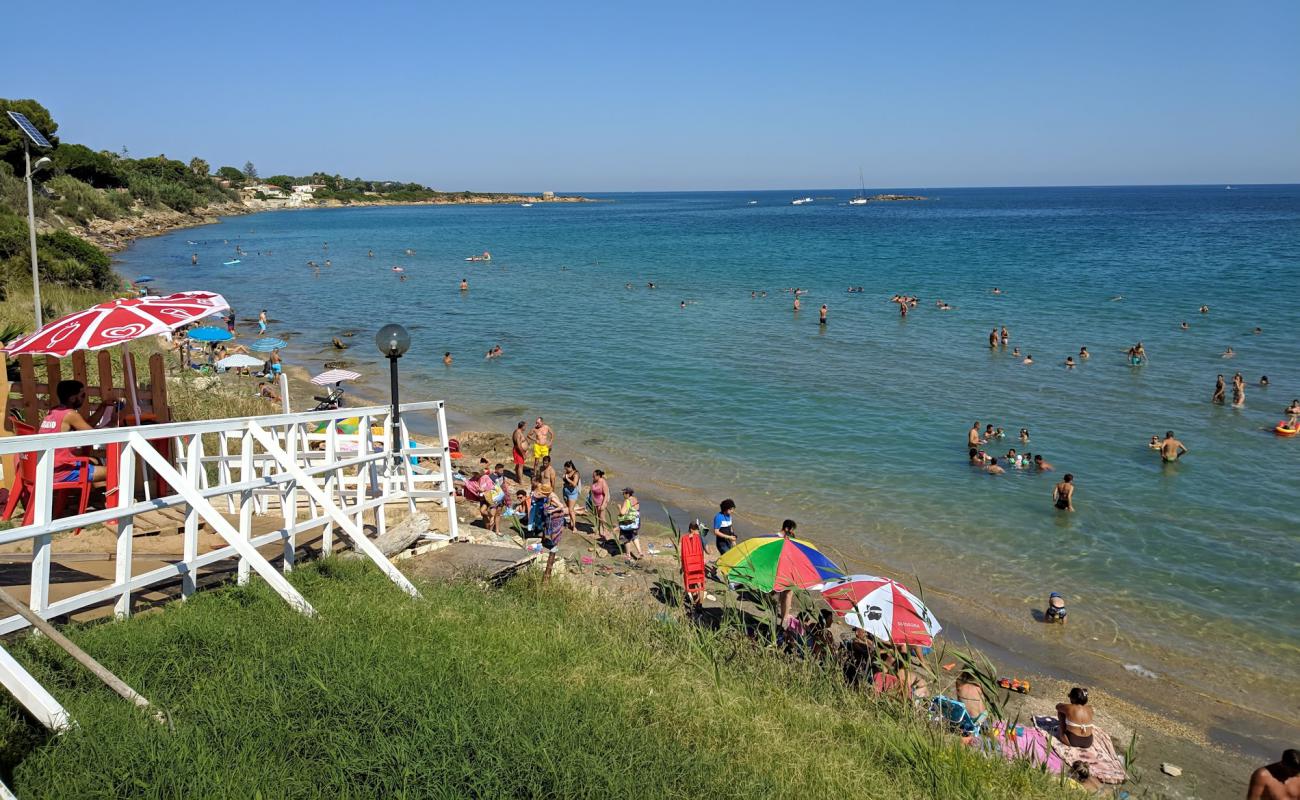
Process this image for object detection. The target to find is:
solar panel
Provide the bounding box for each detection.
[6,111,52,148]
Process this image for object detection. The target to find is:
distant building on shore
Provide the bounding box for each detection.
[542,190,555,200]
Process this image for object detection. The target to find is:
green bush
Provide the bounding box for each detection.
[50,144,126,189]
[47,174,121,223]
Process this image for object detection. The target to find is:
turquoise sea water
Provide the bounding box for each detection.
[120,186,1300,722]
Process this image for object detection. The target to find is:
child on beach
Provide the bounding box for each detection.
[1045,592,1068,625]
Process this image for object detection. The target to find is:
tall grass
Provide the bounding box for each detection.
[0,561,1074,798]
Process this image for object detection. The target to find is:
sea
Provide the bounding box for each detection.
[119,185,1300,748]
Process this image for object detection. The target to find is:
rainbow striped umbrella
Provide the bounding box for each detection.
[716,536,844,593]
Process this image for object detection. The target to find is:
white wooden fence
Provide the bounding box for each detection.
[0,400,458,733]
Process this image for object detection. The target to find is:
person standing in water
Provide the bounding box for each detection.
[1212,374,1226,404]
[1232,372,1246,407]
[819,304,827,326]
[1000,326,1009,346]
[1052,474,1075,511]
[258,309,268,335]
[1159,431,1188,463]
[989,328,999,348]
[793,295,801,312]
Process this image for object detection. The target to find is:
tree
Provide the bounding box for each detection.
[216,166,244,184]
[51,143,126,188]
[189,157,210,177]
[0,98,60,176]
[243,161,258,180]
[265,175,295,190]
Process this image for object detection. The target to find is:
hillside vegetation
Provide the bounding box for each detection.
[0,561,1074,799]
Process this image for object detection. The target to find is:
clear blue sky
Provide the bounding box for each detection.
[9,0,1299,191]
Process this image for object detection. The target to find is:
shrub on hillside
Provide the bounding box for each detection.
[47,175,122,223]
[51,144,126,189]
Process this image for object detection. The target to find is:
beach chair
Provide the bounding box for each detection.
[931,696,987,738]
[2,450,93,535]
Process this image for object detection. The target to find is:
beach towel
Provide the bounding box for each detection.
[1033,716,1128,785]
[987,722,1066,774]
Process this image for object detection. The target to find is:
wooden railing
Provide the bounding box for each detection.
[0,400,458,732]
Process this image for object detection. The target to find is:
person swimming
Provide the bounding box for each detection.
[1222,347,1235,358]
[1148,435,1161,449]
[1079,346,1089,360]
[1065,356,1075,369]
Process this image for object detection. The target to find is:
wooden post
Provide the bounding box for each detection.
[148,353,169,422]
[44,356,62,409]
[70,351,88,389]
[17,355,38,425]
[95,351,114,409]
[0,588,163,723]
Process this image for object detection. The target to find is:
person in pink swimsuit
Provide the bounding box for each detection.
[589,469,609,540]
[38,381,119,488]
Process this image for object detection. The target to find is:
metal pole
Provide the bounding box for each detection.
[24,141,43,328]
[389,354,402,467]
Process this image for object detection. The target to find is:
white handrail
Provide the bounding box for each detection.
[0,399,459,732]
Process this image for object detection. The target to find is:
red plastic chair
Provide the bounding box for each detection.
[679,532,706,605]
[2,420,37,522]
[1,451,93,535]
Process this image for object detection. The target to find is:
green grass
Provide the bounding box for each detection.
[0,561,1075,799]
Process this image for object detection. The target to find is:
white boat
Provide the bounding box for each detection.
[747,200,758,205]
[520,202,533,207]
[848,167,869,205]
[791,197,813,205]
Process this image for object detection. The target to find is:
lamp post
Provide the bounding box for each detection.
[375,324,411,469]
[24,149,52,329]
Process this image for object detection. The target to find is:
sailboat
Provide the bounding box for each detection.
[848,168,869,205]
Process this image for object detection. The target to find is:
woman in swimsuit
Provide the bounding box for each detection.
[954,672,988,722]
[589,469,609,540]
[562,460,582,530]
[1056,687,1095,749]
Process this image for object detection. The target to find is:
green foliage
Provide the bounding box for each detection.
[265,174,294,190]
[242,161,257,179]
[215,166,244,184]
[50,143,125,189]
[0,99,59,176]
[188,156,209,177]
[46,174,122,223]
[1,564,1073,799]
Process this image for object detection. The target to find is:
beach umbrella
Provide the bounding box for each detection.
[3,291,229,358]
[248,337,287,352]
[812,575,942,646]
[311,368,361,385]
[716,536,844,593]
[187,326,233,343]
[217,354,264,369]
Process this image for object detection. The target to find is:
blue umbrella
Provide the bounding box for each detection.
[249,337,287,352]
[187,326,233,342]
[133,276,155,283]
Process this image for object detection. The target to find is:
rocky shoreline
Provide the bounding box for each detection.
[66,195,589,254]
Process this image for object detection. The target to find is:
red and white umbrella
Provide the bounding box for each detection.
[310,369,361,386]
[3,291,229,357]
[813,574,942,646]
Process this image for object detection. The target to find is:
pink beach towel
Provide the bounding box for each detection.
[1033,717,1129,785]
[987,722,1067,774]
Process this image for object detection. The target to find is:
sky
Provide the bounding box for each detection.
[7,0,1299,192]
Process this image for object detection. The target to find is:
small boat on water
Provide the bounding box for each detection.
[848,167,869,205]
[747,200,758,205]
[791,197,813,205]
[222,259,241,266]
[465,250,492,262]
[520,202,533,207]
